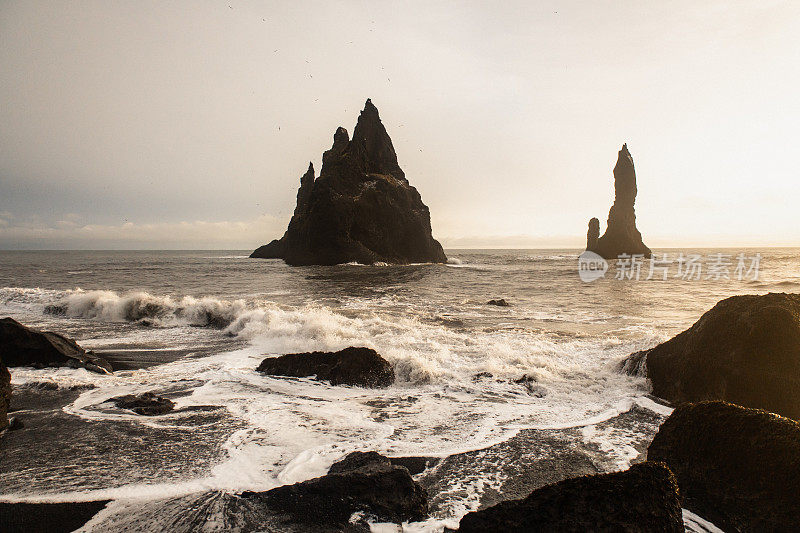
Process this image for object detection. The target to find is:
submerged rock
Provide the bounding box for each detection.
[622,293,800,418]
[257,347,394,388]
[0,317,112,373]
[111,391,175,416]
[250,99,447,265]
[586,144,651,259]
[1,357,10,431]
[457,461,682,532]
[0,500,110,532]
[241,451,427,526]
[486,299,510,307]
[648,401,800,532]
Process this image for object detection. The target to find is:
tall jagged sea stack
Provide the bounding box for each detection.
[251,100,446,266]
[586,144,651,259]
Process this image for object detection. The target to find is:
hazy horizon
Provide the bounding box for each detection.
[2,1,799,250]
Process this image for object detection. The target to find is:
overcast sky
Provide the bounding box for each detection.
[1,1,798,249]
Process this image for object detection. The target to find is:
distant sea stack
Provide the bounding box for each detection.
[586,144,651,259]
[251,99,447,266]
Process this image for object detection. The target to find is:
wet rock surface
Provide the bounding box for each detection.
[241,451,428,527]
[111,391,175,416]
[623,292,800,418]
[457,461,682,532]
[0,501,111,533]
[648,401,800,533]
[257,347,395,388]
[0,317,112,373]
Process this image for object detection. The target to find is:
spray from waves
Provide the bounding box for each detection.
[41,289,247,329]
[3,286,665,390]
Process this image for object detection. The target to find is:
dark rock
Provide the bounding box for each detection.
[487,299,510,307]
[586,217,600,251]
[111,391,175,416]
[8,416,23,430]
[250,99,447,265]
[389,456,440,475]
[257,347,394,388]
[648,401,800,532]
[457,461,682,533]
[1,357,10,431]
[622,292,800,418]
[241,451,427,526]
[586,144,651,259]
[327,450,390,473]
[0,317,112,373]
[0,500,110,533]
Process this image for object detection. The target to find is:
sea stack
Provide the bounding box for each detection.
[586,144,651,259]
[251,99,447,266]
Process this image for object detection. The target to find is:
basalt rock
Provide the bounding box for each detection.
[622,293,800,419]
[240,451,427,526]
[1,357,10,431]
[257,346,394,388]
[250,99,447,265]
[457,461,682,532]
[0,501,111,532]
[586,144,651,259]
[0,317,112,373]
[648,401,800,532]
[487,299,510,307]
[111,391,175,416]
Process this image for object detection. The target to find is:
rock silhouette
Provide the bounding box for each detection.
[0,317,112,373]
[251,99,447,265]
[240,451,427,527]
[1,357,10,431]
[457,461,683,532]
[648,401,800,532]
[622,293,800,419]
[586,144,651,259]
[111,391,175,416]
[257,346,395,388]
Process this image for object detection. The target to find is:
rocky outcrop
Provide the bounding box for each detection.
[257,347,394,388]
[622,293,800,419]
[0,501,111,532]
[250,99,447,265]
[0,317,112,373]
[240,451,427,527]
[586,144,651,259]
[648,401,800,532]
[457,461,682,532]
[111,391,175,416]
[1,357,10,431]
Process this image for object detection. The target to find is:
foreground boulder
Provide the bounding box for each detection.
[250,99,447,265]
[111,391,174,416]
[648,401,800,532]
[586,143,651,259]
[623,293,800,418]
[0,501,110,532]
[257,347,394,387]
[241,451,427,526]
[1,357,10,431]
[0,317,112,373]
[457,461,682,532]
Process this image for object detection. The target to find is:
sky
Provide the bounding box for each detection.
[1,0,799,249]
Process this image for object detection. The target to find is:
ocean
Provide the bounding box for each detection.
[1,248,798,531]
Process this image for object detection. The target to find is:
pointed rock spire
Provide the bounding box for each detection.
[251,99,445,265]
[586,144,651,259]
[351,98,405,182]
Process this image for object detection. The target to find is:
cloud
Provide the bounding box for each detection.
[0,214,289,249]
